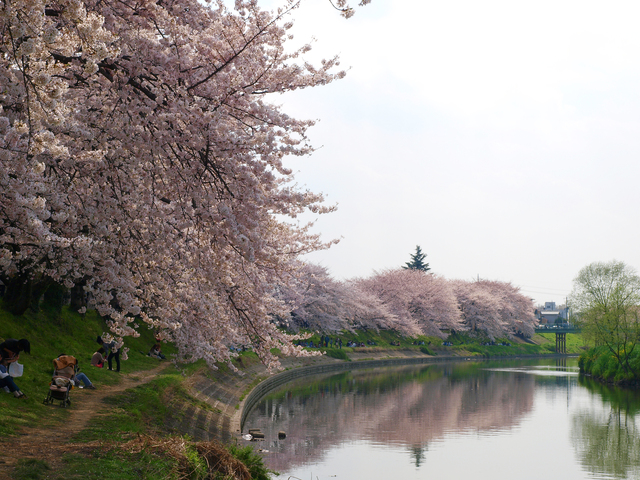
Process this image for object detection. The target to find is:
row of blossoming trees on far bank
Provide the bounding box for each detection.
[276,265,538,340]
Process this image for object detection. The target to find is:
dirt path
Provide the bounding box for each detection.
[0,364,166,479]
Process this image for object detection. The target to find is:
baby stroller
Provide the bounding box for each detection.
[43,355,77,407]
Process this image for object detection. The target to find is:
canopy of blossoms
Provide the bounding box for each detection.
[1,0,345,368]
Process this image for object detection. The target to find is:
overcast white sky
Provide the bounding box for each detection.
[269,0,640,306]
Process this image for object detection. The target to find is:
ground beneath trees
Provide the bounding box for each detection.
[0,364,165,480]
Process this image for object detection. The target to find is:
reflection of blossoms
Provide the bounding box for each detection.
[248,365,536,473]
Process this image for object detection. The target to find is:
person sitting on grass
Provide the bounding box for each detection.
[148,343,166,360]
[0,338,30,364]
[91,347,106,368]
[0,358,27,399]
[74,369,96,389]
[56,354,97,390]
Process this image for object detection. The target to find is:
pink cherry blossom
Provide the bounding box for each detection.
[1,0,344,369]
[354,269,463,338]
[451,280,537,339]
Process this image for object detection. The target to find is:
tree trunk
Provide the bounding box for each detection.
[29,277,53,313]
[69,278,88,312]
[42,282,66,315]
[2,275,33,316]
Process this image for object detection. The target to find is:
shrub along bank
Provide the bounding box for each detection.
[579,346,640,385]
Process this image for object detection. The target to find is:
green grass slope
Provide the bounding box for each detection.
[0,306,168,436]
[1,306,275,480]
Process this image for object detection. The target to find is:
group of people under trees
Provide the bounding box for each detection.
[1,330,171,400]
[0,334,139,400]
[297,336,344,349]
[95,336,121,372]
[296,337,396,349]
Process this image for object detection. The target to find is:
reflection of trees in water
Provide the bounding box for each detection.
[246,364,535,472]
[571,378,640,479]
[579,376,640,417]
[411,444,426,467]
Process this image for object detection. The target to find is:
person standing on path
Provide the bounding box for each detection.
[96,336,120,372]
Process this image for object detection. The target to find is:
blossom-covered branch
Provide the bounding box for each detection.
[1,0,342,369]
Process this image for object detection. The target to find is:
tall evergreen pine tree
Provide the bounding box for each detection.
[403,245,430,272]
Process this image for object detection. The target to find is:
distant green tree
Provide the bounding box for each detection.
[571,260,640,377]
[403,246,430,272]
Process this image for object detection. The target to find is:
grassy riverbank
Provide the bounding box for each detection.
[33,362,273,480]
[0,306,167,436]
[0,306,273,479]
[304,329,587,359]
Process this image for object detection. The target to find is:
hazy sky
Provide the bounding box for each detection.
[270,0,640,306]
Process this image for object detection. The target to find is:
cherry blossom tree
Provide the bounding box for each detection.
[487,280,537,338]
[342,278,400,331]
[1,0,346,368]
[451,280,536,339]
[329,0,372,19]
[275,263,397,333]
[276,263,351,332]
[355,269,462,338]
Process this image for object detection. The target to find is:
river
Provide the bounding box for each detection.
[242,357,640,480]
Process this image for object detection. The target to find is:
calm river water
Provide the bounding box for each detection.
[243,358,640,480]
